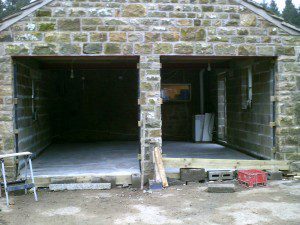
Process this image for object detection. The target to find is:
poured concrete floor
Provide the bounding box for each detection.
[24,141,255,178]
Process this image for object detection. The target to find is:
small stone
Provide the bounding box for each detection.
[73,33,88,42]
[58,19,81,31]
[104,43,121,54]
[110,32,126,42]
[33,44,56,55]
[90,32,108,42]
[276,46,295,56]
[241,14,257,26]
[38,23,55,31]
[215,44,236,55]
[123,4,146,17]
[237,28,249,35]
[258,46,274,56]
[134,44,152,54]
[5,44,29,55]
[174,43,193,54]
[154,43,173,54]
[83,43,102,54]
[202,5,214,12]
[162,33,180,42]
[195,43,213,54]
[45,33,70,43]
[82,18,102,26]
[238,45,256,55]
[0,33,13,42]
[36,10,51,17]
[59,44,81,55]
[145,33,161,42]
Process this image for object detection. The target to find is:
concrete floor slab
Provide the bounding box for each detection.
[21,141,255,178]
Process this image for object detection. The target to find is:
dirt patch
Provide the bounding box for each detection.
[0,181,299,225]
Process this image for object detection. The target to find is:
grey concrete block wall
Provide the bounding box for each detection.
[16,62,59,156]
[226,59,274,159]
[0,0,298,179]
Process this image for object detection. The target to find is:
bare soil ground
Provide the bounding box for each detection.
[1,180,300,225]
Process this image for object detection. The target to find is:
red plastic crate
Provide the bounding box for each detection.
[238,170,267,188]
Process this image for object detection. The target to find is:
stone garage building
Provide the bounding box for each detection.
[0,0,299,184]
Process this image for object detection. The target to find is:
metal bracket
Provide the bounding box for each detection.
[270,96,276,102]
[13,98,18,105]
[159,98,163,104]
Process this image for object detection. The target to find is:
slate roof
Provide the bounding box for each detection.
[0,0,299,35]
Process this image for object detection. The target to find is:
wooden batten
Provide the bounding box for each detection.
[153,147,169,187]
[163,158,290,171]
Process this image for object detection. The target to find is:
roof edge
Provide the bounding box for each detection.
[0,0,54,32]
[239,0,300,35]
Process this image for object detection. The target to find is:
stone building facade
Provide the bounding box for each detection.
[0,0,299,179]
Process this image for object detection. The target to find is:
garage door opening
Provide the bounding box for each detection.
[13,56,140,182]
[161,56,276,167]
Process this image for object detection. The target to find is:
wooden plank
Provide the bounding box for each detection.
[154,147,169,187]
[163,158,290,171]
[0,152,32,159]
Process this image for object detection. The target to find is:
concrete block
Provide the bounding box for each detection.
[50,177,77,184]
[180,168,206,183]
[208,170,234,181]
[131,173,141,189]
[207,183,235,193]
[49,183,111,191]
[91,176,116,188]
[267,171,283,180]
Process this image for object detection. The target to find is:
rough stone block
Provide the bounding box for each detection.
[267,171,283,180]
[49,183,111,191]
[207,183,235,193]
[180,168,206,183]
[131,173,141,189]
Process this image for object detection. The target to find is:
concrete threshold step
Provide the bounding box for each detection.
[49,183,111,191]
[24,174,138,188]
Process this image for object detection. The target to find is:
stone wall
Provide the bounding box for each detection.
[0,0,299,179]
